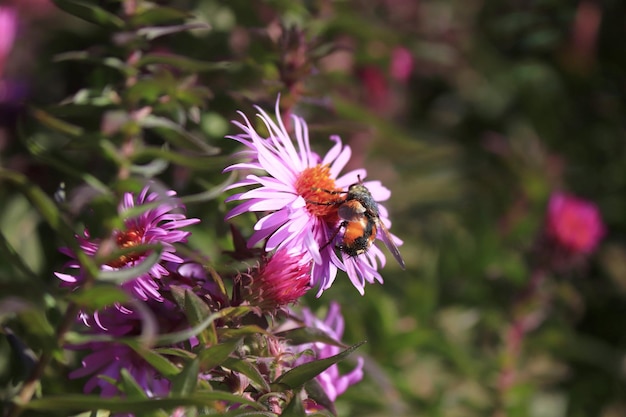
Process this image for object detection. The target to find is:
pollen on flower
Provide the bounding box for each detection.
[295,165,344,222]
[107,228,146,268]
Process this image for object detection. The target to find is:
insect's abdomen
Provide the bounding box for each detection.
[341,216,377,256]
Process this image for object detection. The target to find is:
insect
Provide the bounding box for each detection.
[308,178,406,269]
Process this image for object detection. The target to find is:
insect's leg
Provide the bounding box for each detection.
[320,222,345,251]
[311,187,347,195]
[306,199,342,206]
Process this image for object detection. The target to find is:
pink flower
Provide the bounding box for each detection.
[358,66,389,110]
[243,249,311,311]
[0,7,18,77]
[389,46,414,83]
[55,184,199,302]
[546,192,605,255]
[224,98,401,295]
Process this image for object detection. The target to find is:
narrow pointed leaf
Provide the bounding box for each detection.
[272,342,365,390]
[223,357,271,393]
[197,338,242,372]
[170,286,213,345]
[280,391,306,417]
[20,392,262,412]
[171,358,199,396]
[126,341,180,377]
[275,327,346,348]
[304,379,336,416]
[51,0,125,28]
[67,286,130,309]
[137,23,211,40]
[119,368,149,398]
[97,248,163,283]
[31,108,84,137]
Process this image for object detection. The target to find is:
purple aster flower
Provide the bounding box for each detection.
[71,340,171,398]
[55,184,200,302]
[294,302,364,404]
[69,302,179,399]
[224,98,402,295]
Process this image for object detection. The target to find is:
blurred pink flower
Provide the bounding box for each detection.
[546,192,605,255]
[0,6,18,77]
[390,46,414,83]
[358,66,389,110]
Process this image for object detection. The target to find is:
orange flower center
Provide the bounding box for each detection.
[107,227,146,268]
[294,165,344,223]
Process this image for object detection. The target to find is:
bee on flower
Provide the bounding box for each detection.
[224,98,403,295]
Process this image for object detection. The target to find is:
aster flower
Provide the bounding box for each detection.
[224,98,401,295]
[71,340,171,399]
[69,303,178,399]
[55,184,200,302]
[293,302,364,404]
[240,249,311,312]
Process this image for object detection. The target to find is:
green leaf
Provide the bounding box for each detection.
[275,327,346,348]
[137,23,211,40]
[171,358,199,396]
[139,115,220,155]
[0,229,40,283]
[129,157,170,177]
[216,306,258,321]
[119,368,149,398]
[126,341,181,377]
[272,342,365,390]
[0,299,47,330]
[217,325,271,340]
[130,7,190,26]
[131,147,227,171]
[67,286,130,309]
[217,412,277,417]
[304,379,335,416]
[222,357,271,393]
[170,286,214,345]
[0,169,99,279]
[97,248,163,283]
[280,391,306,417]
[51,0,125,28]
[197,338,242,372]
[155,310,223,346]
[53,52,135,76]
[180,174,237,203]
[153,347,196,360]
[30,108,84,137]
[138,53,234,72]
[20,392,262,412]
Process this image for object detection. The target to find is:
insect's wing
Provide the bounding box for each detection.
[377,220,406,269]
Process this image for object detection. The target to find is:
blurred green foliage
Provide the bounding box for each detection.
[1,0,626,416]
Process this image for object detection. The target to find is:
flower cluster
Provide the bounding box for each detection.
[224,98,403,295]
[57,185,204,398]
[57,134,369,414]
